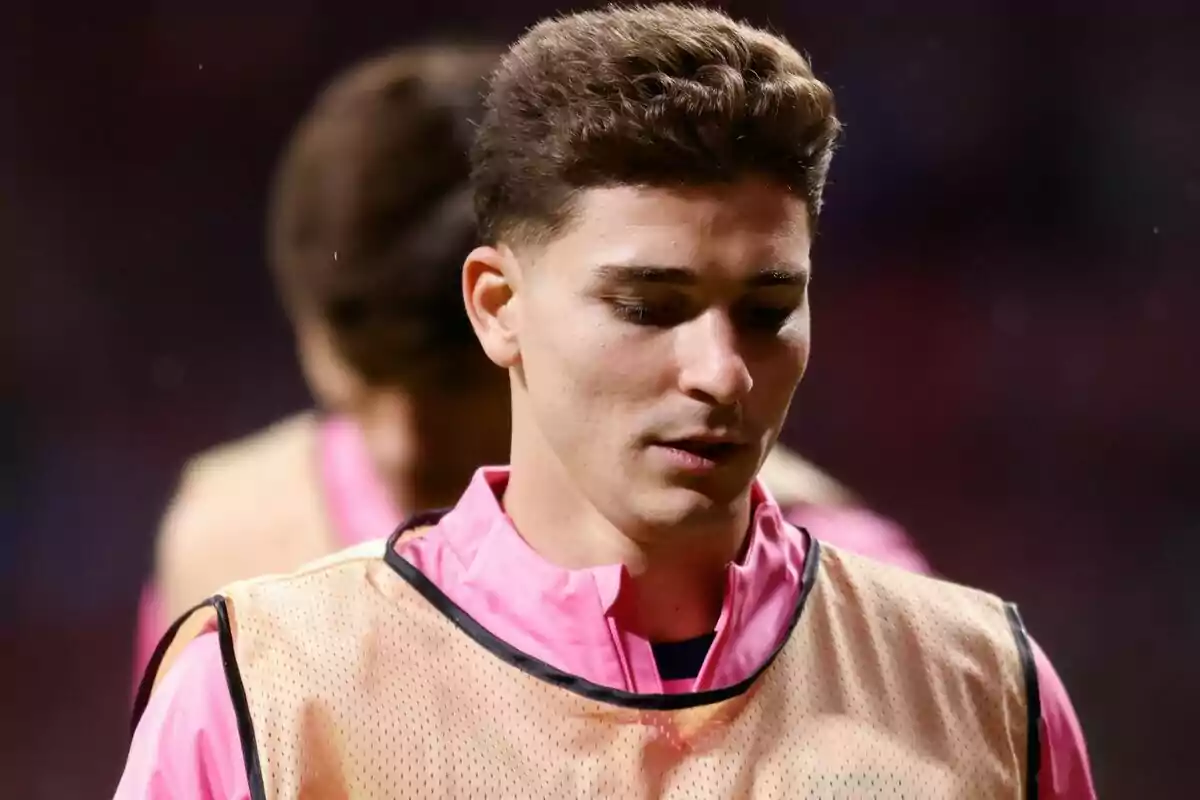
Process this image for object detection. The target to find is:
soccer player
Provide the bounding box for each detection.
[133,43,929,676]
[119,6,1093,798]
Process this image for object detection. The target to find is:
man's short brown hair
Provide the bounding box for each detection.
[269,45,499,385]
[471,4,841,246]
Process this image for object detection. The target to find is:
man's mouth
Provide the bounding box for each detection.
[651,436,752,471]
[663,439,744,459]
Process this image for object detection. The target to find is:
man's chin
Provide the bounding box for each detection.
[639,481,753,529]
[668,467,756,505]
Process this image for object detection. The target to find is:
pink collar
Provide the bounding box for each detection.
[319,414,401,546]
[394,468,809,694]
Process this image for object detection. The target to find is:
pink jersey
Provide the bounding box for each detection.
[316,414,402,547]
[116,468,1094,800]
[131,415,398,684]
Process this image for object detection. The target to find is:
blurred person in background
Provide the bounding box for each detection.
[134,40,927,677]
[132,43,510,673]
[117,7,1091,798]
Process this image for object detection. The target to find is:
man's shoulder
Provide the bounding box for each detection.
[155,411,332,616]
[226,536,391,595]
[816,541,1014,641]
[212,517,439,628]
[176,411,321,505]
[230,519,443,598]
[160,410,324,552]
[819,541,1001,604]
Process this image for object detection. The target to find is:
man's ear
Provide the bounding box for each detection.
[462,244,521,368]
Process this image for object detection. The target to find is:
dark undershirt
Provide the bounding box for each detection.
[650,632,717,681]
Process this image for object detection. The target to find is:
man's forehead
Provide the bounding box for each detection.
[516,181,812,287]
[591,262,810,288]
[573,181,810,233]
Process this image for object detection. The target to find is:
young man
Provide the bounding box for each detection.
[133,43,928,676]
[117,6,1092,798]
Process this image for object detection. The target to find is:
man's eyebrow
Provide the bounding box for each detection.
[746,268,810,287]
[594,265,697,284]
[594,264,809,286]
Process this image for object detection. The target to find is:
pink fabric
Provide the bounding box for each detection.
[117,467,1094,799]
[131,415,400,690]
[318,414,402,547]
[119,628,245,800]
[399,469,805,694]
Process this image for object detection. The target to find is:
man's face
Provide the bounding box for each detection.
[509,179,812,537]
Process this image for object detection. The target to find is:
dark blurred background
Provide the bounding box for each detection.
[2,1,1196,796]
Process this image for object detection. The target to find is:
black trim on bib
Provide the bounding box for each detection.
[213,596,267,800]
[130,598,210,735]
[128,596,266,800]
[384,510,822,711]
[1005,603,1041,800]
[387,507,454,540]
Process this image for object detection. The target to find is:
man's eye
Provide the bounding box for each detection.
[610,297,690,327]
[734,305,796,332]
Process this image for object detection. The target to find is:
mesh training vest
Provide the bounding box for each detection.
[137,525,1040,800]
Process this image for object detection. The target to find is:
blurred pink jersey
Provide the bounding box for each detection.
[132,413,397,683]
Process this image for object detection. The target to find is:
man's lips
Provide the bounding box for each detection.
[661,439,744,458]
[650,436,753,467]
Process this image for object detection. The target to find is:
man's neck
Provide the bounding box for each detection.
[503,460,751,642]
[612,546,733,642]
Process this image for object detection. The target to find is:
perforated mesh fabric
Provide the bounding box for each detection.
[214,539,1028,799]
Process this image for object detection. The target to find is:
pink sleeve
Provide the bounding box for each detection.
[1033,639,1096,800]
[784,504,933,575]
[113,631,251,800]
